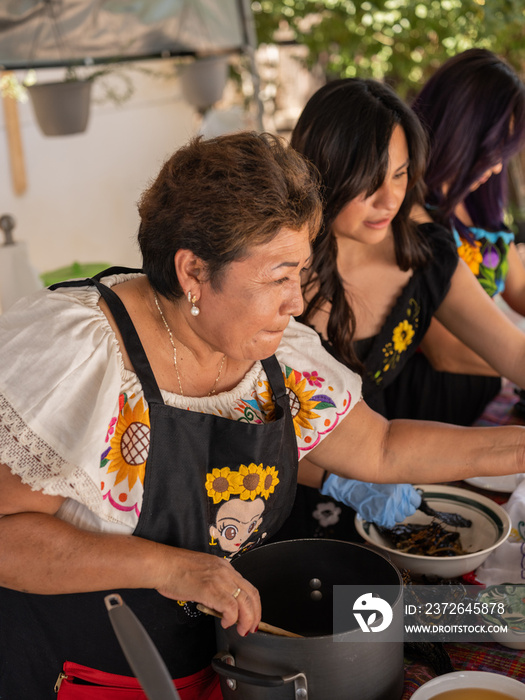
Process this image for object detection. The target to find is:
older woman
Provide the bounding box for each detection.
[1,131,525,700]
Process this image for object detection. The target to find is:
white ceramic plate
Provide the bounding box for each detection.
[355,484,512,578]
[410,670,525,699]
[464,474,524,493]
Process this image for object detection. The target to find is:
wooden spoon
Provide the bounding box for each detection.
[197,603,303,638]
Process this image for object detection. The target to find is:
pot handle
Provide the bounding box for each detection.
[212,652,307,697]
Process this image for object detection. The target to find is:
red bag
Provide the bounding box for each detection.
[55,661,222,700]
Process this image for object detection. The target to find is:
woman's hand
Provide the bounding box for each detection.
[319,476,421,528]
[0,462,261,637]
[156,547,261,636]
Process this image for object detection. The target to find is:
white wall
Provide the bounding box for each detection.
[1,60,198,276]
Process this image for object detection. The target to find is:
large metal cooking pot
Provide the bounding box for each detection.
[212,539,404,700]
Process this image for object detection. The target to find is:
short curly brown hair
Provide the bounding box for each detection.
[137,131,322,299]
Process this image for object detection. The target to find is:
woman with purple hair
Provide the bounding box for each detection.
[389,48,525,425]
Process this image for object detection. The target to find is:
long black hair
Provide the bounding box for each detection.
[292,78,430,370]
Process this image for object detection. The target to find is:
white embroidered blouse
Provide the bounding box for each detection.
[0,273,362,534]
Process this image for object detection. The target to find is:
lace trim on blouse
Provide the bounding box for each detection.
[0,394,125,523]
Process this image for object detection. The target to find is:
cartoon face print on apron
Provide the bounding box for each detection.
[86,271,299,559]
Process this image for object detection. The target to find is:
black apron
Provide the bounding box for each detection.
[0,268,298,698]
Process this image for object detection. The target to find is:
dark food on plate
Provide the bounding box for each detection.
[380,520,471,557]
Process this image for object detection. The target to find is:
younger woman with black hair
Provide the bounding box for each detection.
[275,75,525,537]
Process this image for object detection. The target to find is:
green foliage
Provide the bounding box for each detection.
[251,0,525,97]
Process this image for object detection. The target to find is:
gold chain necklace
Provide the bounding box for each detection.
[153,291,225,397]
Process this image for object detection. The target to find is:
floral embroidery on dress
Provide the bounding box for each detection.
[254,364,353,455]
[455,227,512,297]
[258,365,336,438]
[457,236,483,275]
[94,361,355,525]
[371,298,420,386]
[476,239,510,297]
[303,370,324,387]
[233,398,264,423]
[100,393,149,516]
[392,319,415,353]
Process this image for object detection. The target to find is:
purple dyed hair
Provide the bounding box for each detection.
[412,48,525,236]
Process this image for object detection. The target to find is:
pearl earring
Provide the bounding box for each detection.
[187,291,200,316]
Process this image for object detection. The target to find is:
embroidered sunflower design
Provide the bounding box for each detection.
[103,395,150,490]
[392,319,415,353]
[260,466,280,499]
[205,464,279,504]
[259,368,329,438]
[205,467,241,504]
[236,463,266,500]
[458,237,483,275]
[371,299,420,385]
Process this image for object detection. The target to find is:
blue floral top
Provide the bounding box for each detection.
[452,225,514,298]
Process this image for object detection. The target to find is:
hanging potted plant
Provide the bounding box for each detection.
[18,0,95,137]
[2,62,168,138]
[23,63,137,137]
[25,67,93,136]
[18,0,136,137]
[178,54,230,114]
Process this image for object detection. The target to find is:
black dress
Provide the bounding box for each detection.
[355,221,501,424]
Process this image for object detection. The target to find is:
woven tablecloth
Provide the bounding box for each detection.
[473,378,523,427]
[402,380,525,696]
[402,641,525,697]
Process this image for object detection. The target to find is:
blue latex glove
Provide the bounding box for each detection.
[320,475,422,528]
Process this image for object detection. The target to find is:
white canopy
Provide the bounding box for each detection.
[0,0,250,69]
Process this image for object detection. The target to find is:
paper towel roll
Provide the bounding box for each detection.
[0,242,43,314]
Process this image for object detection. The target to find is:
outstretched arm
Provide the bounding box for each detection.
[302,399,525,485]
[0,463,260,635]
[501,242,525,318]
